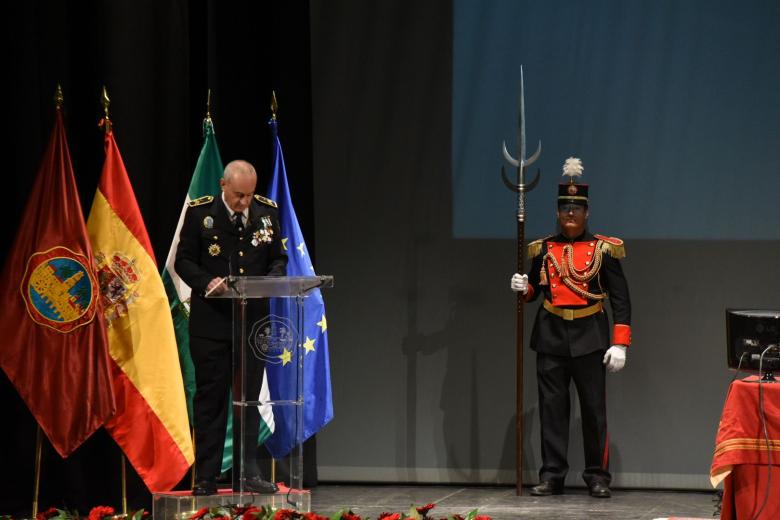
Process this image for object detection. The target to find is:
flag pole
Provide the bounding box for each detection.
[121,455,127,515]
[101,86,127,514]
[32,85,63,518]
[500,67,542,495]
[269,90,278,487]
[188,89,213,493]
[191,427,197,489]
[32,426,43,518]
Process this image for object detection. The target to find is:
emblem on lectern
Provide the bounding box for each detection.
[248,314,297,364]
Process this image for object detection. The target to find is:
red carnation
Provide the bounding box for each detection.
[340,513,363,520]
[377,514,401,520]
[302,514,329,520]
[473,516,492,520]
[416,504,436,516]
[273,509,297,520]
[88,506,115,520]
[36,508,59,520]
[190,507,210,520]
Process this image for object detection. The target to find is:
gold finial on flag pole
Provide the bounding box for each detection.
[203,90,213,137]
[101,86,112,133]
[54,84,64,110]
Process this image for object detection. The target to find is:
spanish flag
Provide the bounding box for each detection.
[87,121,194,492]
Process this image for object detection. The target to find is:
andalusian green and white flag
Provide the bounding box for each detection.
[162,117,224,425]
[161,118,274,473]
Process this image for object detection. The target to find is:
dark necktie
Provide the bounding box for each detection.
[233,213,243,233]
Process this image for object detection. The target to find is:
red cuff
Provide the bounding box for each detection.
[524,283,535,302]
[613,324,631,346]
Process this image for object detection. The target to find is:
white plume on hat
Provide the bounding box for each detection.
[562,157,584,180]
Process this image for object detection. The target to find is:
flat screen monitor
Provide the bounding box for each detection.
[725,309,780,374]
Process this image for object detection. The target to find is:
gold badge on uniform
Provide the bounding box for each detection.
[203,216,214,229]
[208,244,221,256]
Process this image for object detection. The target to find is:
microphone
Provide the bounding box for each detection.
[226,212,245,291]
[227,249,237,289]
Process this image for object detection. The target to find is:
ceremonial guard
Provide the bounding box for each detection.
[176,160,287,495]
[511,157,631,498]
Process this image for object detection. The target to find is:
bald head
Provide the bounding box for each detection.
[223,160,257,182]
[221,160,258,213]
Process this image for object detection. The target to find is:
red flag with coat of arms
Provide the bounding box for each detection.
[0,106,115,457]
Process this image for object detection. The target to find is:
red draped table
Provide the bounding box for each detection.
[711,378,780,520]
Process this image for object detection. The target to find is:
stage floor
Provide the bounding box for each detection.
[308,484,718,520]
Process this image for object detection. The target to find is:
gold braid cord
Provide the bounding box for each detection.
[543,240,606,300]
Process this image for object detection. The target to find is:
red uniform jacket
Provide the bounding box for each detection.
[525,231,631,357]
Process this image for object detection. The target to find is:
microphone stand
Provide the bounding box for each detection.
[228,212,249,492]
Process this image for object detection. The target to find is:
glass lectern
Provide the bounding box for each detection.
[215,275,333,505]
[153,275,333,519]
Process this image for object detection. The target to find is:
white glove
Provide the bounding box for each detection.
[603,345,627,373]
[510,273,528,294]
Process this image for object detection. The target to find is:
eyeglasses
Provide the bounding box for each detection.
[558,204,586,214]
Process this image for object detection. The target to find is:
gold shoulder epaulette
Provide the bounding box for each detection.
[527,235,553,259]
[254,194,278,208]
[595,234,626,259]
[188,195,214,207]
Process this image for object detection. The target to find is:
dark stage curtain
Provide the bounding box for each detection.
[1,1,316,515]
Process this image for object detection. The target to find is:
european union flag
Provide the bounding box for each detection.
[265,117,334,458]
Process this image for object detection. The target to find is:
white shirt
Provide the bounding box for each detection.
[221,192,248,226]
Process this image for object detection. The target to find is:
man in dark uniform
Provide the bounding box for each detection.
[175,159,287,496]
[510,157,631,498]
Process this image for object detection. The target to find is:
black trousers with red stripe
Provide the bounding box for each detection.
[536,350,610,487]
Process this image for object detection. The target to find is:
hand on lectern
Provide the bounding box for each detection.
[205,277,227,296]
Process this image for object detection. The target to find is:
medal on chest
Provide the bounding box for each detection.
[252,216,274,246]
